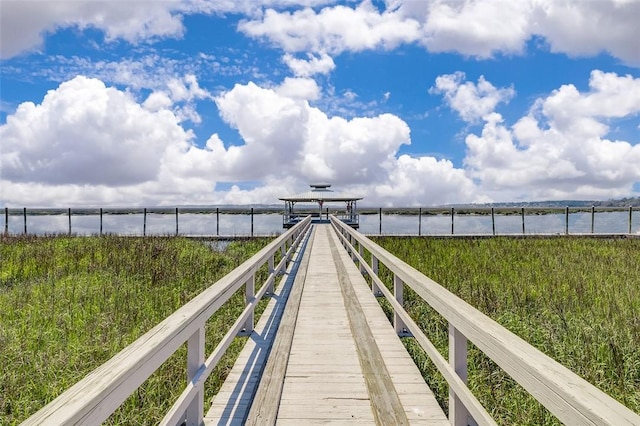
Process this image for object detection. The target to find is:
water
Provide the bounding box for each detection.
[1,210,638,236]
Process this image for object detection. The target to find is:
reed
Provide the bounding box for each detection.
[0,235,272,425]
[372,236,640,424]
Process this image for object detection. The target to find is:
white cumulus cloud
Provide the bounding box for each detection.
[431,72,515,122]
[458,70,640,200]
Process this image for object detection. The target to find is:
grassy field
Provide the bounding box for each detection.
[372,236,640,424]
[2,235,639,424]
[0,235,273,425]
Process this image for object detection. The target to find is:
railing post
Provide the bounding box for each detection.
[4,207,8,235]
[143,208,147,236]
[449,324,470,426]
[565,206,569,235]
[394,274,407,335]
[185,326,205,426]
[251,207,254,237]
[100,208,103,236]
[216,207,220,236]
[629,206,633,235]
[379,207,382,235]
[418,207,422,236]
[591,206,595,234]
[521,207,525,234]
[359,243,365,274]
[267,255,275,294]
[68,208,72,235]
[23,207,27,235]
[243,273,255,333]
[371,256,381,296]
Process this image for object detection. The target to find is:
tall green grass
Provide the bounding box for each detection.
[0,235,272,425]
[372,236,640,424]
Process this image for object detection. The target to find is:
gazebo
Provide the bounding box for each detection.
[279,184,363,228]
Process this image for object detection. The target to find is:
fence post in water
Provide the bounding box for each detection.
[23,207,27,234]
[451,207,455,235]
[393,274,407,335]
[491,207,495,235]
[629,206,633,234]
[591,206,595,234]
[418,207,422,236]
[521,207,525,234]
[68,208,72,235]
[565,206,569,235]
[449,324,470,426]
[4,207,8,235]
[251,207,254,237]
[379,207,382,235]
[175,207,179,236]
[100,208,103,235]
[186,326,205,425]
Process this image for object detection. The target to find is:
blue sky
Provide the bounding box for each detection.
[1,0,639,207]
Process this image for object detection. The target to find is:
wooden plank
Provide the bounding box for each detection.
[244,228,316,425]
[331,217,640,426]
[204,226,312,425]
[276,225,375,424]
[327,226,410,425]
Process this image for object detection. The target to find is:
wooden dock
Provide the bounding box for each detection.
[23,215,640,426]
[205,224,447,425]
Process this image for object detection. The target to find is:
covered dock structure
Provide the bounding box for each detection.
[279,183,362,229]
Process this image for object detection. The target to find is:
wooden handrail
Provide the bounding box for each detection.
[23,216,312,425]
[330,215,640,426]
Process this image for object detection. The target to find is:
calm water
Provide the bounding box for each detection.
[2,210,639,236]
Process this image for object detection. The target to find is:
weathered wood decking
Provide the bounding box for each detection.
[205,224,447,425]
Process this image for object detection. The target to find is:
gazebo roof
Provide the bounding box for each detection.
[279,184,363,202]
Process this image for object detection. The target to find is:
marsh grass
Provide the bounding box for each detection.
[372,236,640,424]
[0,235,272,425]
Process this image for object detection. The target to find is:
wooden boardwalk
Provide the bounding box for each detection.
[205,224,447,425]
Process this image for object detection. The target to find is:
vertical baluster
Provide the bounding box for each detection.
[521,207,525,234]
[591,206,595,234]
[371,256,380,296]
[267,255,275,295]
[394,274,407,335]
[185,326,205,426]
[244,274,255,333]
[449,325,470,426]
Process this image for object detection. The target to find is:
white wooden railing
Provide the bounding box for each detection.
[330,215,640,426]
[23,216,312,426]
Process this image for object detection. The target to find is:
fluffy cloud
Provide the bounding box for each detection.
[239,0,640,65]
[459,70,640,200]
[0,76,480,206]
[0,1,185,59]
[283,52,336,77]
[0,76,192,186]
[239,2,422,54]
[431,72,515,122]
